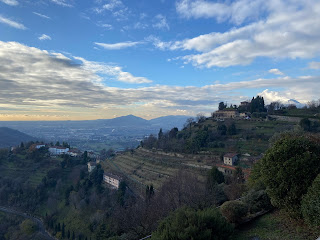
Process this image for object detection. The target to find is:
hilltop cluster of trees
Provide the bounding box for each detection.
[142,120,238,154]
[218,95,266,113]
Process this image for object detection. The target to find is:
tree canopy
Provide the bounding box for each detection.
[250,133,320,215]
[151,207,233,240]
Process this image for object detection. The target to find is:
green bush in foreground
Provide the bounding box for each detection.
[250,133,320,215]
[220,200,248,224]
[301,174,320,227]
[151,207,234,240]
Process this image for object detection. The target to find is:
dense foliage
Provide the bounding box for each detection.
[151,207,234,240]
[250,133,320,215]
[301,174,320,226]
[220,200,248,224]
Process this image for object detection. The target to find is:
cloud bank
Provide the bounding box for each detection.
[1,41,319,120]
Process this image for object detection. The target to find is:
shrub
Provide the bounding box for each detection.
[220,200,248,224]
[151,207,234,240]
[301,174,320,226]
[243,189,272,214]
[251,133,320,215]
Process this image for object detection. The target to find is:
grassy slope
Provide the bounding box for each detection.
[232,210,320,240]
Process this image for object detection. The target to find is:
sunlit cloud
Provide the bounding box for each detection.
[1,41,320,120]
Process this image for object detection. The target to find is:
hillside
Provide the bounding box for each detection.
[0,127,36,148]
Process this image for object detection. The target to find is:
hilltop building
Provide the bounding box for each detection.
[213,109,240,119]
[103,173,122,189]
[49,146,69,155]
[223,153,238,166]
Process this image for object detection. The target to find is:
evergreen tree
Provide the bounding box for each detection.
[62,223,65,238]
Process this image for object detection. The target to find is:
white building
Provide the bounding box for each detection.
[49,146,69,155]
[223,153,238,166]
[103,173,122,189]
[35,144,46,149]
[87,162,97,172]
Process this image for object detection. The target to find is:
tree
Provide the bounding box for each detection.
[251,133,320,215]
[184,118,194,132]
[151,207,233,240]
[158,128,163,140]
[217,124,227,135]
[62,222,65,238]
[300,118,311,131]
[169,127,178,139]
[207,167,224,186]
[250,96,266,113]
[220,201,248,224]
[196,113,206,123]
[218,102,227,110]
[301,173,320,226]
[227,123,237,135]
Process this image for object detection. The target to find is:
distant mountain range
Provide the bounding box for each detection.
[0,127,36,148]
[0,115,192,145]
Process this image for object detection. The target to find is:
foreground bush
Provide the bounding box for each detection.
[301,174,320,227]
[220,200,248,224]
[250,133,320,215]
[151,207,234,240]
[243,189,272,214]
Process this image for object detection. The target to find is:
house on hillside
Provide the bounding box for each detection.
[240,101,250,107]
[213,109,239,119]
[87,162,97,172]
[216,164,251,180]
[67,148,81,157]
[29,143,46,151]
[49,146,69,155]
[223,153,238,166]
[103,173,122,189]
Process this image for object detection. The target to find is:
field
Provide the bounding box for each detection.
[101,148,214,194]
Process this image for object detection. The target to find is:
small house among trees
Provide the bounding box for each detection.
[223,153,238,166]
[103,173,122,189]
[87,162,97,173]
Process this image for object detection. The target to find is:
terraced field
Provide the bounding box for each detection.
[0,157,60,188]
[101,148,219,195]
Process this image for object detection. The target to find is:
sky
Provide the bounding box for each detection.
[0,0,320,121]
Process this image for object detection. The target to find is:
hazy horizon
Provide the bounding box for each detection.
[1,0,320,121]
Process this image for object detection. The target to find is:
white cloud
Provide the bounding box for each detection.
[1,41,320,119]
[94,0,123,13]
[158,0,320,68]
[308,61,320,70]
[176,0,267,25]
[269,68,284,75]
[50,0,72,7]
[153,14,169,30]
[74,57,152,84]
[33,12,51,19]
[98,23,113,30]
[133,22,148,30]
[0,0,18,6]
[94,41,144,50]
[0,15,26,29]
[39,34,52,41]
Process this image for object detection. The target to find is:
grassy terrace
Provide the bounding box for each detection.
[232,210,320,240]
[102,148,211,193]
[100,118,300,193]
[0,156,60,188]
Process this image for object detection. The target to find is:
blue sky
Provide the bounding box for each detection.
[0,0,320,120]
